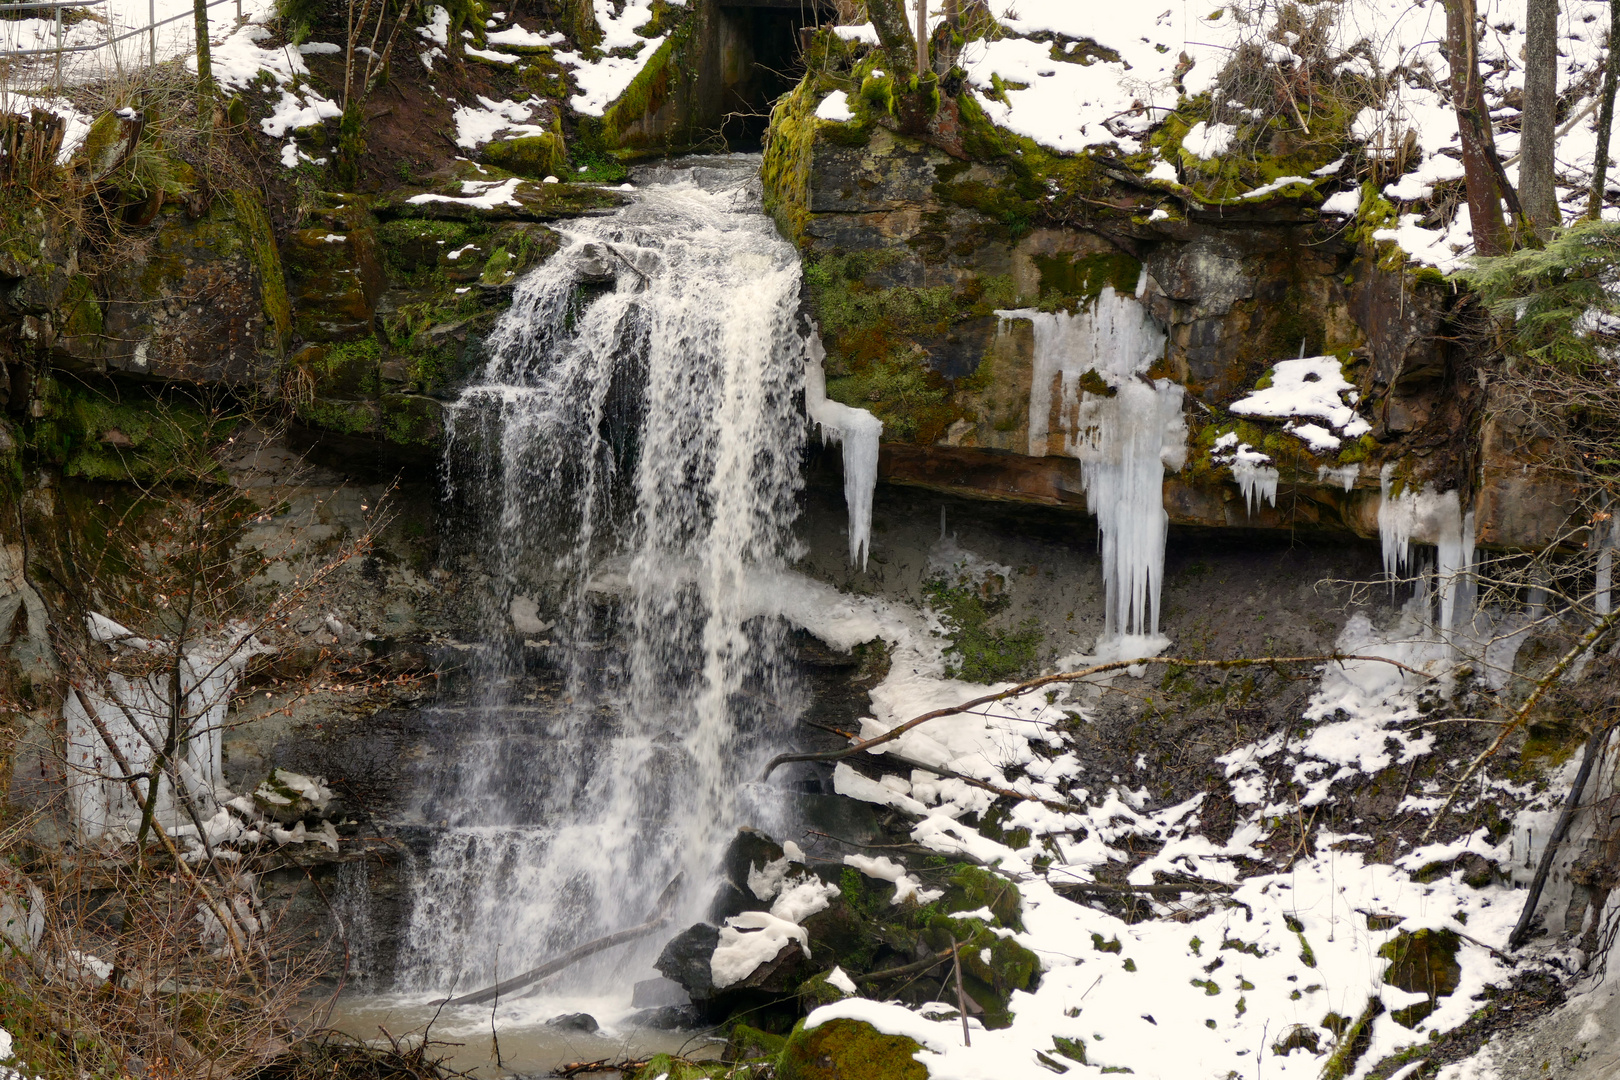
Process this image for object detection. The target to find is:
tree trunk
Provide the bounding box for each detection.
[1590,0,1620,219]
[1445,0,1510,254]
[192,0,213,128]
[865,0,916,79]
[1520,0,1560,234]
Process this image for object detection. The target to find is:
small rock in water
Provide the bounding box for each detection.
[627,1005,698,1030]
[544,1012,599,1032]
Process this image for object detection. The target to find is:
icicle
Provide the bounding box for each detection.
[806,336,883,570]
[1233,461,1279,515]
[1007,287,1182,642]
[1316,464,1359,491]
[1375,466,1475,633]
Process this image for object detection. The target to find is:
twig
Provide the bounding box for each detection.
[952,934,971,1048]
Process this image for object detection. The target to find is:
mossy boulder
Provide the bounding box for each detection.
[777,1018,928,1080]
[1378,928,1460,1028]
[482,133,568,180]
[89,190,289,386]
[374,170,626,223]
[726,1023,787,1063]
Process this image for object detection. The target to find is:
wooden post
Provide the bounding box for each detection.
[951,937,971,1047]
[915,0,927,80]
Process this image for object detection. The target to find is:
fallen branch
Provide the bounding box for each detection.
[1051,879,1235,897]
[762,653,1434,780]
[431,875,683,1007]
[857,942,964,983]
[1420,612,1620,844]
[1508,723,1613,950]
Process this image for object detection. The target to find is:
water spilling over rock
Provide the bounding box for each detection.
[398,156,815,995]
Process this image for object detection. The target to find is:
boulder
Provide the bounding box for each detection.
[544,1011,599,1032]
[777,1018,928,1080]
[656,921,721,998]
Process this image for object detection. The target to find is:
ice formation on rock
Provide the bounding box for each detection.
[64,615,269,840]
[1006,286,1184,642]
[1212,432,1277,515]
[1376,465,1476,634]
[806,337,883,569]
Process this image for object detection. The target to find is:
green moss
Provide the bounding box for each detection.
[924,576,1041,682]
[23,381,232,483]
[1321,997,1384,1080]
[727,1024,788,1063]
[231,190,292,350]
[1033,251,1141,311]
[1337,433,1377,465]
[59,274,103,337]
[777,1018,929,1080]
[1052,1036,1087,1065]
[763,79,821,247]
[296,398,378,436]
[483,132,569,179]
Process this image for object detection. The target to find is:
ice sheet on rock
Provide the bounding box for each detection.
[843,854,943,904]
[452,96,550,148]
[769,876,840,923]
[407,178,525,210]
[805,340,882,569]
[553,0,667,116]
[1377,466,1476,633]
[815,91,853,122]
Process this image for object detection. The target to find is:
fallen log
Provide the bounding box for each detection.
[431,874,683,1007]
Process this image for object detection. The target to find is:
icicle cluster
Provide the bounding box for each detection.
[1007,286,1184,642]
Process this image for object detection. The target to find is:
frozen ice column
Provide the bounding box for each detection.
[1003,286,1185,643]
[806,335,883,570]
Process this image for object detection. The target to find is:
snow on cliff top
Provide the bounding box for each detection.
[840,0,1618,270]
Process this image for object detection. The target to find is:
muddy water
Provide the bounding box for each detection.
[327,992,722,1076]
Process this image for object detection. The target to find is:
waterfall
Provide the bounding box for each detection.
[1007,286,1184,647]
[398,157,814,996]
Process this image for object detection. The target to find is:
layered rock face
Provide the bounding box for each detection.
[761,43,1575,552]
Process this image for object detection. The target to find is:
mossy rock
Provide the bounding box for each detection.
[797,969,856,1012]
[726,1023,787,1063]
[283,222,386,343]
[940,866,1023,931]
[482,133,568,180]
[1378,928,1460,1002]
[380,393,444,448]
[375,175,627,223]
[777,1018,928,1080]
[21,379,231,483]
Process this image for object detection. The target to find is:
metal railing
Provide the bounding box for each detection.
[1,0,244,86]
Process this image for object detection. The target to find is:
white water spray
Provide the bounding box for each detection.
[400,158,815,996]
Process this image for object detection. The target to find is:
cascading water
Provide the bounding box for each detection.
[397,157,819,999]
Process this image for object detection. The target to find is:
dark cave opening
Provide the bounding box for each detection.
[716,0,838,148]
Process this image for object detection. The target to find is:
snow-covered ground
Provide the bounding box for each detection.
[731,518,1582,1079]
